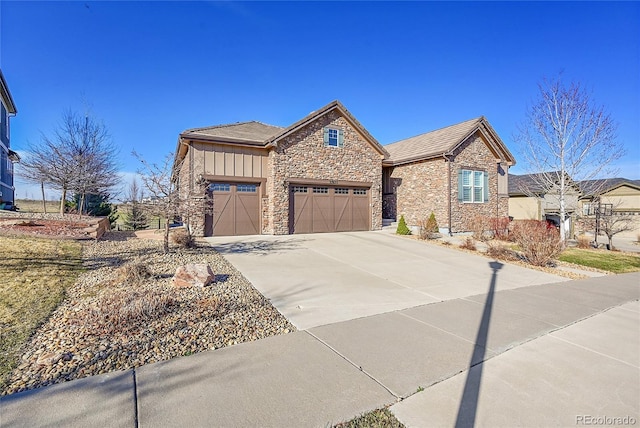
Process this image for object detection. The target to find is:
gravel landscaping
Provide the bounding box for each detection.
[1,232,295,395]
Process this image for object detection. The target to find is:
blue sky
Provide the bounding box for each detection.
[1,1,639,200]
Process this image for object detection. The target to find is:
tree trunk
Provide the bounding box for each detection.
[79,193,85,218]
[163,216,170,253]
[59,188,67,215]
[40,181,47,214]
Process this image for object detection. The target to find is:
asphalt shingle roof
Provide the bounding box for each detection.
[509,173,640,196]
[384,117,484,164]
[181,121,284,144]
[578,178,640,196]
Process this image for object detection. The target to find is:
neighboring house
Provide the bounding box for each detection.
[508,172,581,236]
[576,178,640,238]
[382,117,516,233]
[0,69,19,209]
[175,101,515,236]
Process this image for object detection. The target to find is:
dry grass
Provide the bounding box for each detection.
[171,228,195,248]
[74,288,178,335]
[486,242,516,260]
[114,262,153,285]
[576,235,591,249]
[14,199,61,213]
[0,236,82,387]
[459,236,477,250]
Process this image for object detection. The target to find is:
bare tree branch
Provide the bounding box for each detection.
[515,74,625,241]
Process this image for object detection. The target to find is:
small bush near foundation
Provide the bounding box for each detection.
[460,236,476,250]
[486,242,515,260]
[511,220,563,266]
[576,235,591,249]
[491,217,511,241]
[418,212,440,240]
[171,229,195,248]
[469,215,491,241]
[396,215,411,235]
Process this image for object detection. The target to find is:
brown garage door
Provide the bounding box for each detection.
[291,185,369,234]
[205,183,260,236]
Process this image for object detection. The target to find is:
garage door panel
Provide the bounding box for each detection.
[292,185,370,234]
[312,190,332,233]
[353,193,369,231]
[292,187,312,234]
[334,195,352,232]
[212,193,234,236]
[236,194,260,235]
[206,183,260,237]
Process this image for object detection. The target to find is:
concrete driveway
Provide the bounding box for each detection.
[206,231,567,330]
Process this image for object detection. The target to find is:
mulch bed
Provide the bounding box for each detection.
[0,217,95,240]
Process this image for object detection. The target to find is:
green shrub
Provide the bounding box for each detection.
[396,215,411,235]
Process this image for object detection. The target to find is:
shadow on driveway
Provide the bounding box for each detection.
[209,237,308,256]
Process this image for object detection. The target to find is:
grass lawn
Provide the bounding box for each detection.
[0,236,83,388]
[335,408,404,428]
[559,248,640,274]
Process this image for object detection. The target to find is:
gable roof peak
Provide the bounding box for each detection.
[384,115,513,166]
[267,100,389,157]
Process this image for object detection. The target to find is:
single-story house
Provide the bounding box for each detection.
[382,116,515,233]
[174,101,516,236]
[508,172,581,235]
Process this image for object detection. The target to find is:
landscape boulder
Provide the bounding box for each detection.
[171,264,215,288]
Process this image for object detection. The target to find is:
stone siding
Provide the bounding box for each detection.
[385,161,448,228]
[267,110,383,235]
[449,134,509,232]
[386,132,509,233]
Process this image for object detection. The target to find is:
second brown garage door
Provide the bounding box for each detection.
[205,183,260,236]
[291,185,369,234]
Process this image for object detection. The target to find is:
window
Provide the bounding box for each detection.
[353,188,367,195]
[335,188,349,194]
[313,187,328,194]
[237,184,257,193]
[323,127,344,148]
[210,183,230,192]
[458,169,488,203]
[292,186,307,193]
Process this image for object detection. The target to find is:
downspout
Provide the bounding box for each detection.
[496,162,500,225]
[444,153,453,236]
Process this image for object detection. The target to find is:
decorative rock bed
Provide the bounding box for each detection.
[1,232,294,395]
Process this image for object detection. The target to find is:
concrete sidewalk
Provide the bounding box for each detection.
[2,273,638,427]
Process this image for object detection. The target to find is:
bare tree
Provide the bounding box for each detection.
[134,152,178,252]
[19,110,120,215]
[134,151,213,253]
[587,197,636,249]
[515,74,625,241]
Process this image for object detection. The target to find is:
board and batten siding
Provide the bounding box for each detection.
[191,142,268,180]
